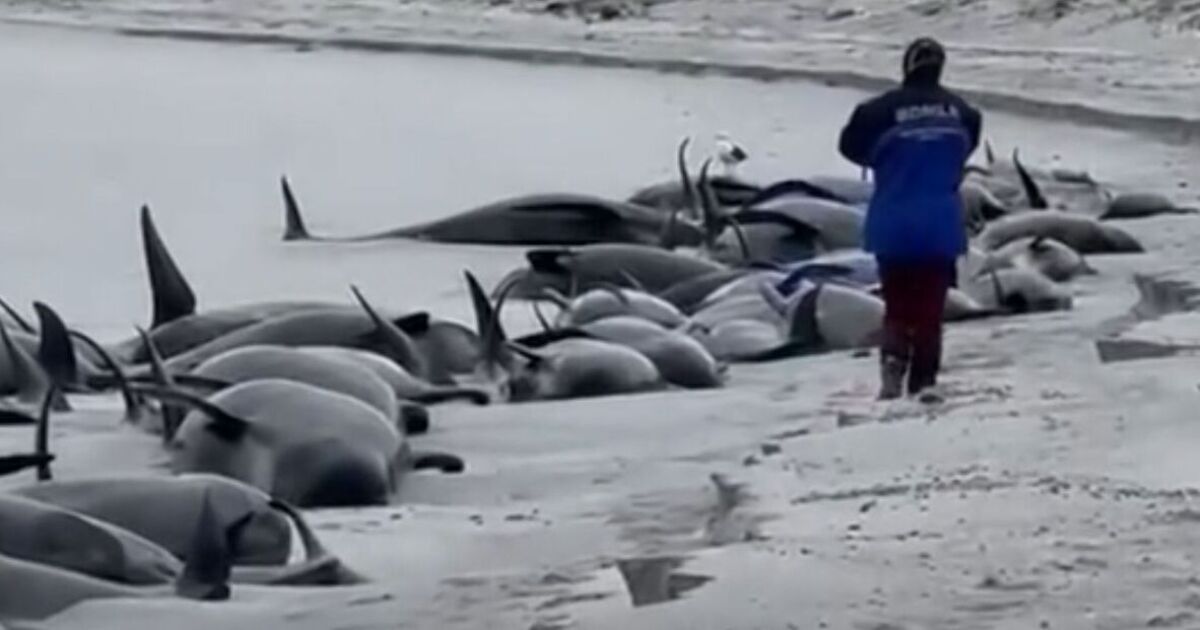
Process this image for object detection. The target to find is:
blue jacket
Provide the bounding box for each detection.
[838,82,982,260]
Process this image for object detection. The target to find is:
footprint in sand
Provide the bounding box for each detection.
[615,556,714,607]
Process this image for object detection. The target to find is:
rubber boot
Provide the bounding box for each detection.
[878,353,907,401]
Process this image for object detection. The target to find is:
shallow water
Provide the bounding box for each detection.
[0,23,1194,341]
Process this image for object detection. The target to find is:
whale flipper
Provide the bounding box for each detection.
[0,452,53,477]
[411,451,465,474]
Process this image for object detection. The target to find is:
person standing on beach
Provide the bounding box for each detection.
[837,37,983,400]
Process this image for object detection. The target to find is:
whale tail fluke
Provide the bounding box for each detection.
[282,176,312,241]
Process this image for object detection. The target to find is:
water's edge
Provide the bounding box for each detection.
[4,16,1197,145]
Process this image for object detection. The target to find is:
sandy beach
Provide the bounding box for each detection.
[0,3,1199,628]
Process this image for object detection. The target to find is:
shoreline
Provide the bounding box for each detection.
[2,15,1197,146]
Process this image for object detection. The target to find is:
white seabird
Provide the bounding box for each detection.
[714,132,748,177]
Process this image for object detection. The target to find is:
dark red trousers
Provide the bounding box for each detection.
[877,259,955,394]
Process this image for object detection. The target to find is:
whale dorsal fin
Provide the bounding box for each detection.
[268,498,330,562]
[33,303,78,389]
[697,159,724,249]
[136,327,174,387]
[676,136,697,222]
[33,385,55,481]
[531,301,553,333]
[136,326,186,441]
[1,320,52,409]
[281,176,313,241]
[1012,150,1048,210]
[128,383,249,442]
[784,282,824,347]
[350,286,430,380]
[69,330,140,425]
[141,205,197,329]
[176,489,252,601]
[464,270,514,379]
